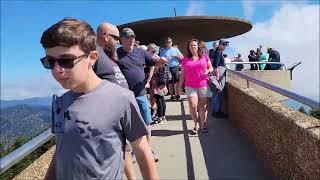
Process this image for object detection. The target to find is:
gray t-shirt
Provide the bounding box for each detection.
[94,46,129,89]
[51,81,148,180]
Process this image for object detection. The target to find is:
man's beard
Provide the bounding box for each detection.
[104,46,118,61]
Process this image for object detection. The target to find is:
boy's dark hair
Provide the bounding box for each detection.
[40,18,96,53]
[186,39,204,58]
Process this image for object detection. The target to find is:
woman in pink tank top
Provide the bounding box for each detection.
[178,39,213,134]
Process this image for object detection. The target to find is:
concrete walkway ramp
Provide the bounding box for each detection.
[133,96,273,180]
[14,95,274,180]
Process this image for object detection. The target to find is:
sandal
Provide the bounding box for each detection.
[201,127,208,133]
[191,127,198,135]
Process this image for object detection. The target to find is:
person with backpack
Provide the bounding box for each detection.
[152,62,170,124]
[146,43,158,119]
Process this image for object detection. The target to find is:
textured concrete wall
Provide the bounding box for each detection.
[13,146,55,180]
[226,75,320,179]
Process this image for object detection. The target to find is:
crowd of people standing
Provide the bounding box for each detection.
[40,17,282,180]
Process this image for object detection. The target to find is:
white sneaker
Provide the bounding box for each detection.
[162,116,167,123]
[158,117,165,125]
[152,149,159,162]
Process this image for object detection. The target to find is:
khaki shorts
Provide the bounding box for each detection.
[185,86,211,98]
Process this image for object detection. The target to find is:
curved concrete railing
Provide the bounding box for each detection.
[226,72,320,179]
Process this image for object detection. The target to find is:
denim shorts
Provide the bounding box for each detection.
[169,66,180,83]
[185,86,211,98]
[136,95,152,125]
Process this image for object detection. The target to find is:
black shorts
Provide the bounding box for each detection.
[169,66,180,83]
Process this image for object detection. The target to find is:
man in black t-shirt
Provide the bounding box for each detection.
[267,47,281,70]
[248,50,257,70]
[95,22,135,179]
[95,22,128,89]
[210,39,229,118]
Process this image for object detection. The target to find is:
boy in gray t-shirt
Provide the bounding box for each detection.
[40,18,159,180]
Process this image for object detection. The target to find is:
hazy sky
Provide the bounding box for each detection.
[1,1,319,100]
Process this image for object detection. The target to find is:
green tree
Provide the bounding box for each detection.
[298,106,306,114]
[0,136,31,158]
[0,138,55,180]
[310,109,320,119]
[12,136,29,149]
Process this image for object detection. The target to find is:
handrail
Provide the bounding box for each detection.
[227,69,320,110]
[225,62,286,70]
[0,128,54,174]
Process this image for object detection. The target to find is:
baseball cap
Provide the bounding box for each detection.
[148,43,157,50]
[219,39,229,45]
[148,43,159,54]
[120,27,135,37]
[139,45,147,51]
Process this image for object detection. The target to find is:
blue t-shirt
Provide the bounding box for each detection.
[117,47,156,97]
[160,47,182,68]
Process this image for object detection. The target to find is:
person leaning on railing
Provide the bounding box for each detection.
[209,39,228,118]
[265,47,281,70]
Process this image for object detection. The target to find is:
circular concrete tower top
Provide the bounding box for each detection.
[117,16,252,47]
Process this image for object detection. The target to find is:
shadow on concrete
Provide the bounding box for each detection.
[178,101,196,180]
[176,99,274,180]
[151,129,184,137]
[166,114,192,121]
[197,108,274,179]
[164,97,187,103]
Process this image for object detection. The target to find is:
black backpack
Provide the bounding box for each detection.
[157,66,172,84]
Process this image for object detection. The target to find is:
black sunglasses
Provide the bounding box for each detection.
[40,53,89,69]
[222,43,229,46]
[104,33,119,41]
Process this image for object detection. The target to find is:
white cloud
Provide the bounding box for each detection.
[185,1,205,16]
[1,72,66,100]
[242,1,255,20]
[229,3,320,100]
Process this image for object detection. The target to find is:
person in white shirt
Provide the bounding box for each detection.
[223,54,231,69]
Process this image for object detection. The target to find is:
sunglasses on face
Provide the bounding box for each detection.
[222,43,229,47]
[166,41,172,43]
[40,53,89,69]
[103,33,120,41]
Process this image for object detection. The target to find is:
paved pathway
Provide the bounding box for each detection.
[131,95,273,179]
[15,95,274,180]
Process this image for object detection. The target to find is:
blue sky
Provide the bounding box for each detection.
[1,1,319,100]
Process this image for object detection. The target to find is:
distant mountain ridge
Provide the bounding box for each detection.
[0,97,51,109]
[0,104,51,147]
[0,99,52,149]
